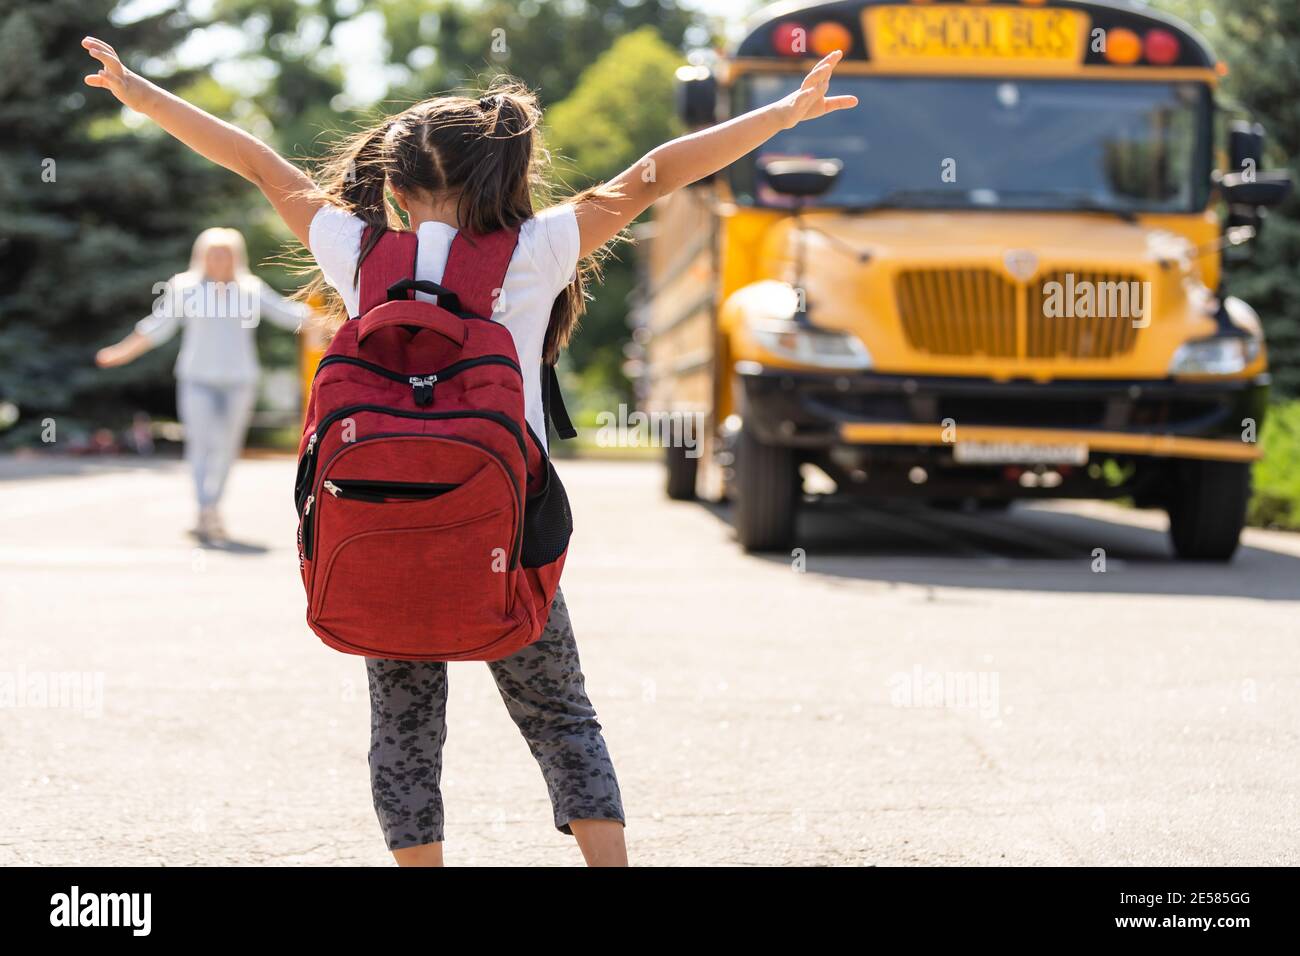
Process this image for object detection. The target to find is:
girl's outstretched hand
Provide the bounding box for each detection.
[778,49,858,129]
[82,36,151,112]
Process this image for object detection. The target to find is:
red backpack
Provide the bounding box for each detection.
[294,225,575,661]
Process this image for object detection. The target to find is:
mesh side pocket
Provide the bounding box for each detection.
[520,457,572,567]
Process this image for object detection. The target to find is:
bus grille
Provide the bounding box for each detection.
[896,269,1017,358]
[895,268,1145,361]
[1027,271,1144,359]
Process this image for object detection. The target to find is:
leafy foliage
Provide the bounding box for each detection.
[1250,401,1300,529]
[1155,0,1300,395]
[545,27,685,400]
[1208,1,1300,397]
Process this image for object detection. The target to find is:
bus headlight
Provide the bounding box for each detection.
[749,319,873,370]
[1168,335,1260,375]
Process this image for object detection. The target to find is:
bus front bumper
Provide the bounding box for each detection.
[735,364,1268,463]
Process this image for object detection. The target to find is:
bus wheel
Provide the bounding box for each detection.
[734,421,798,552]
[664,442,698,501]
[1166,460,1250,562]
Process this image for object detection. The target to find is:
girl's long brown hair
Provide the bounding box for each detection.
[298,78,620,364]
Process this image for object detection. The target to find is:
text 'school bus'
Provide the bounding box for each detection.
[635,0,1292,560]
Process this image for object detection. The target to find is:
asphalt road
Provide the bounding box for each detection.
[2,453,1298,865]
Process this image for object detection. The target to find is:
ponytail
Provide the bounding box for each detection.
[341,122,397,286]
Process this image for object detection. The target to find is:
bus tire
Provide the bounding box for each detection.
[664,442,698,501]
[734,421,798,552]
[1166,459,1250,562]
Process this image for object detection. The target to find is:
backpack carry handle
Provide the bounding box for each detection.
[357,300,467,347]
[387,278,478,318]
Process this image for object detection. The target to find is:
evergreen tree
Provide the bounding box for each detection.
[0,0,241,445]
[1209,0,1300,396]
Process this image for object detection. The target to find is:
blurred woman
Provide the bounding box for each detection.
[97,227,308,541]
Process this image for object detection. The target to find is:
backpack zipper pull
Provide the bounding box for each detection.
[323,481,341,497]
[305,432,317,456]
[408,375,437,407]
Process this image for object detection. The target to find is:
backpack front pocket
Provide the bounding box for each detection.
[311,474,521,658]
[307,436,524,660]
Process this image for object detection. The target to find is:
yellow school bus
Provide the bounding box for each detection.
[640,0,1291,560]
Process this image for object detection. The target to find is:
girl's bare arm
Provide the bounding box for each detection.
[572,50,857,259]
[81,37,321,245]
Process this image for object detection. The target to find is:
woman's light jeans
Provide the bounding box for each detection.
[177,381,256,511]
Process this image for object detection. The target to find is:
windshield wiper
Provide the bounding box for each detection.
[850,188,970,212]
[851,188,1140,222]
[986,189,1140,223]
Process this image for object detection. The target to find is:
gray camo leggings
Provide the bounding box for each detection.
[365,590,625,849]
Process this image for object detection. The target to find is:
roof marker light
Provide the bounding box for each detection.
[772,21,807,57]
[1144,29,1181,66]
[1104,28,1142,65]
[810,22,852,57]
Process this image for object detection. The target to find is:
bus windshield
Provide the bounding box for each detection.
[733,76,1211,214]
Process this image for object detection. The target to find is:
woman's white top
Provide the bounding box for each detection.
[135,274,308,386]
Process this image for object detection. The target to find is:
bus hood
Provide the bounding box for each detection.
[780,210,1199,276]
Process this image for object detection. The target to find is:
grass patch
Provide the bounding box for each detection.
[1250,400,1300,530]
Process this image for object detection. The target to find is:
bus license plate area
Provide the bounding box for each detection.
[952,441,1089,466]
[866,5,1086,66]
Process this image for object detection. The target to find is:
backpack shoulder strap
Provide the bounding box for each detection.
[441,227,520,318]
[440,225,576,441]
[543,363,577,441]
[357,228,418,316]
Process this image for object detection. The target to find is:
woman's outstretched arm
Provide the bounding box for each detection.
[81,37,322,245]
[254,280,312,332]
[571,49,857,259]
[96,279,182,368]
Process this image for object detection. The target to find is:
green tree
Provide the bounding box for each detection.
[375,0,698,107]
[1206,1,1300,396]
[1155,0,1300,395]
[0,0,243,445]
[546,27,684,183]
[545,27,685,402]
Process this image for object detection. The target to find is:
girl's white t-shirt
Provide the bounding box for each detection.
[308,203,580,452]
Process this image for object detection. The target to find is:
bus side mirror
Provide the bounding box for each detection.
[1221,170,1293,209]
[675,65,717,129]
[1220,168,1292,262]
[759,158,843,199]
[1227,120,1264,177]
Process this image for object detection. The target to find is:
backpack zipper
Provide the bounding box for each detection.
[295,401,526,515]
[294,432,319,512]
[312,404,527,462]
[323,478,459,502]
[301,409,526,565]
[306,432,522,567]
[314,355,522,408]
[300,493,315,564]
